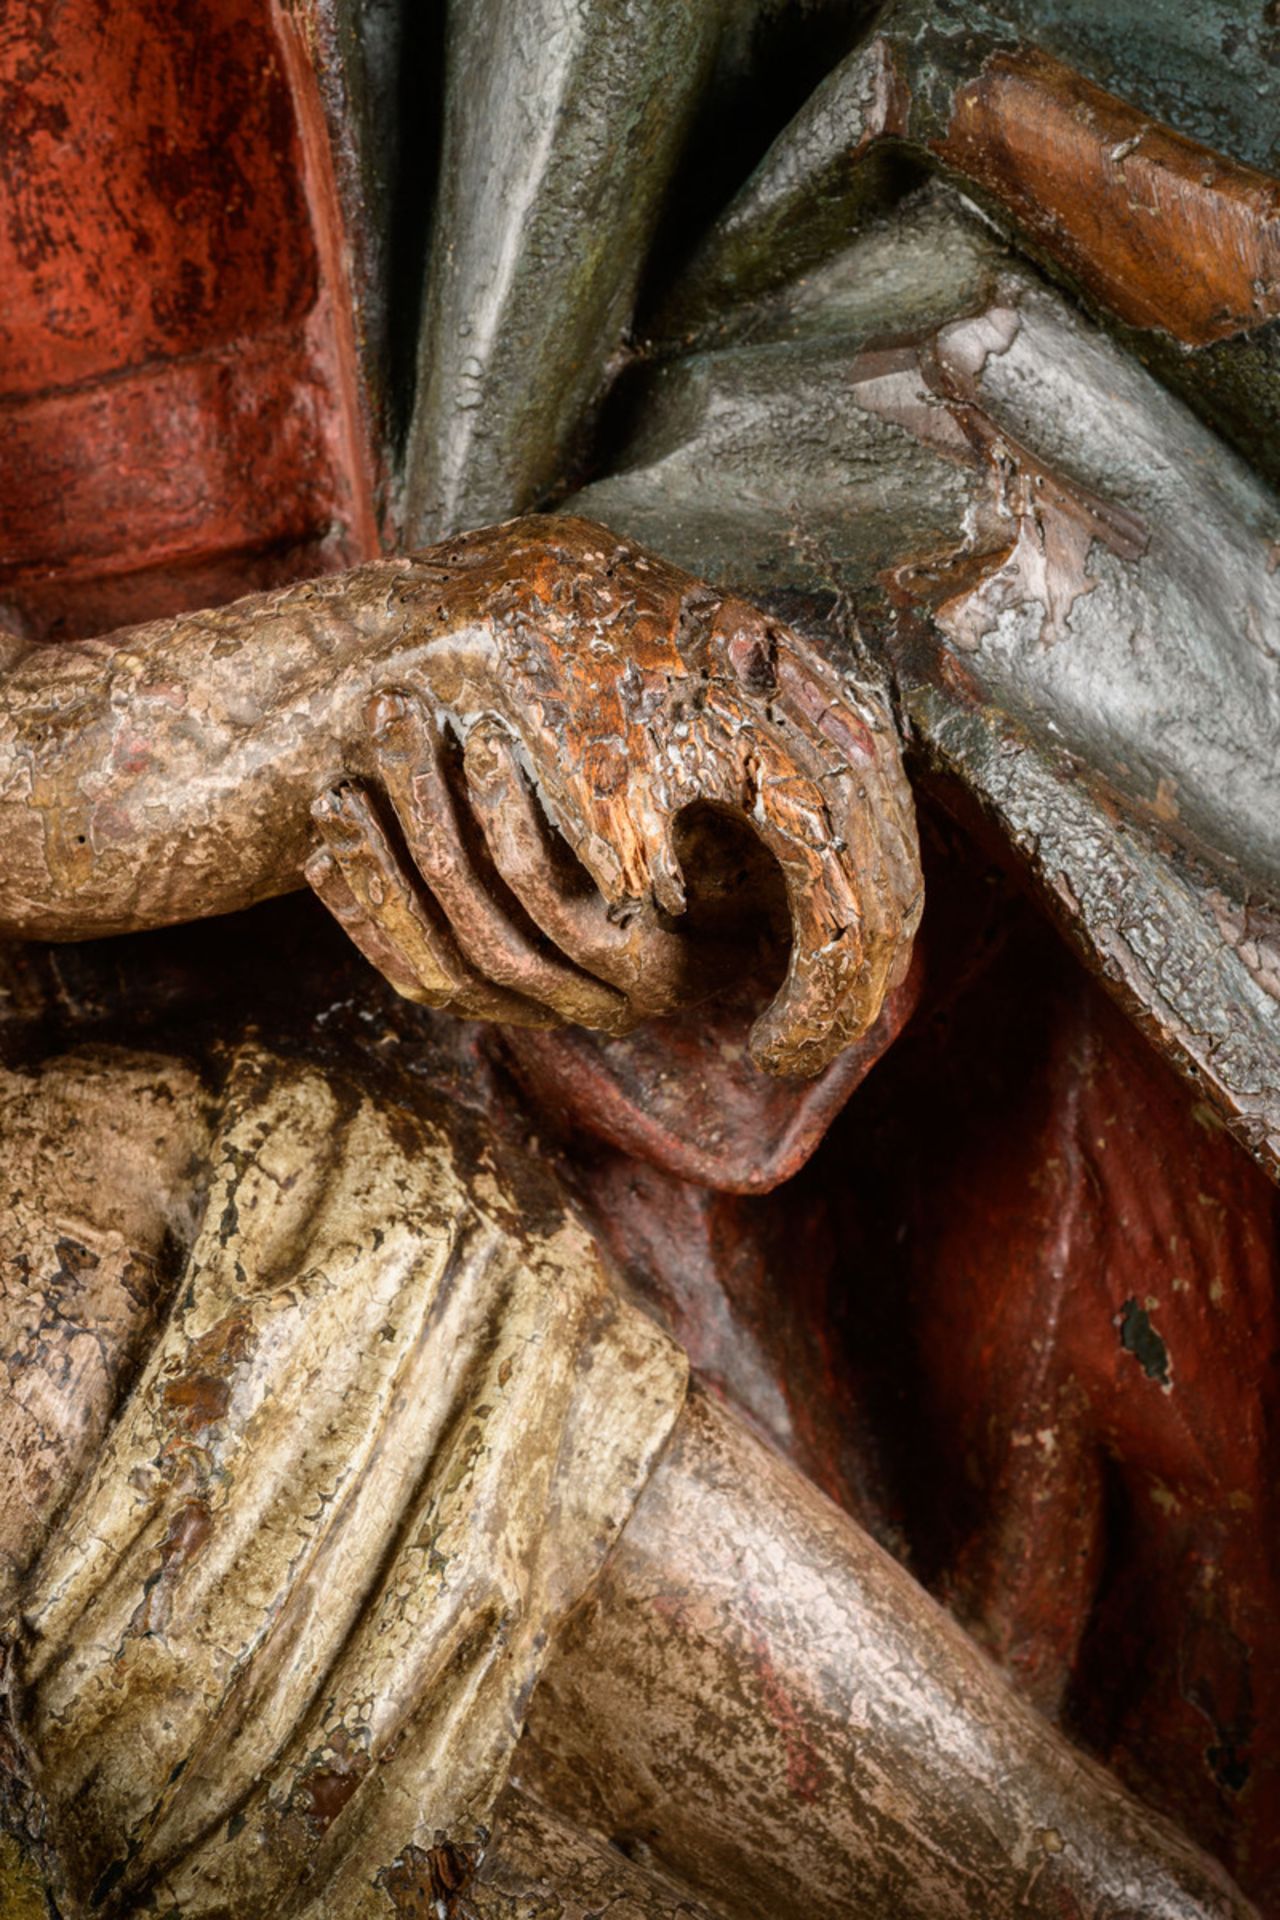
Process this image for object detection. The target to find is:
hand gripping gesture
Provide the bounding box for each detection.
[306,519,922,1078]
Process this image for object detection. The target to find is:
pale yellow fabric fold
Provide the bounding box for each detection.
[18,1045,687,1917]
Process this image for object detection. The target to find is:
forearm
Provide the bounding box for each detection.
[520,1388,1254,1920]
[0,555,452,940]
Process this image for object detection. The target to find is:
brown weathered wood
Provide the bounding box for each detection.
[937,46,1280,346]
[518,1386,1256,1920]
[0,517,921,1077]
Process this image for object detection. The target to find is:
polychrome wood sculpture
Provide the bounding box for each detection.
[0,3,1277,1917]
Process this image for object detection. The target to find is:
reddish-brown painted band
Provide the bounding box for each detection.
[937,45,1280,344]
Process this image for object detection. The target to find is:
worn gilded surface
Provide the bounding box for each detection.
[1,0,1279,1913]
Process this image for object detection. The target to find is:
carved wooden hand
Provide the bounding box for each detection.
[0,518,920,1076]
[305,519,922,1077]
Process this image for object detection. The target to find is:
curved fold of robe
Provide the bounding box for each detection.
[11,1045,686,1918]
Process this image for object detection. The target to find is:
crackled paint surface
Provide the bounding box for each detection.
[2,0,1279,1914]
[0,0,379,640]
[3,1045,685,1916]
[0,517,922,1079]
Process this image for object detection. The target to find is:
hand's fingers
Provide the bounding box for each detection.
[669,624,922,1075]
[305,845,448,1005]
[767,649,922,997]
[310,785,554,1027]
[662,684,914,1077]
[461,719,703,1016]
[743,763,883,1078]
[417,643,684,919]
[715,604,874,772]
[776,649,924,1015]
[748,777,919,1079]
[368,691,631,1031]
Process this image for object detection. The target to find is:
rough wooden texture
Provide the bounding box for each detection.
[574,192,1280,1179]
[0,1029,1260,1920]
[0,1050,212,1603]
[518,1386,1255,1920]
[659,22,1280,352]
[0,0,379,641]
[401,0,733,543]
[4,4,1279,1912]
[811,872,1280,1889]
[459,1786,718,1919]
[565,173,1280,1897]
[648,2,1280,491]
[939,46,1280,345]
[6,1045,686,1918]
[0,517,921,1078]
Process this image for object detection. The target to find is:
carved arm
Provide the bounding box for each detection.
[0,518,921,1076]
